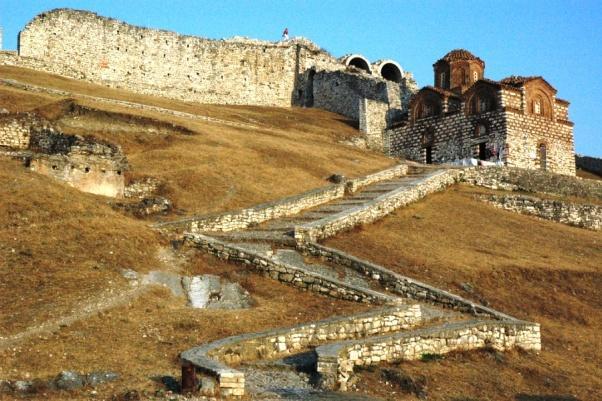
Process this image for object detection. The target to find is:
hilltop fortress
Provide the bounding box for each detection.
[3,9,416,149]
[1,8,576,177]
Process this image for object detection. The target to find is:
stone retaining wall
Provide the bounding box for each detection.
[294,169,462,242]
[482,194,602,230]
[301,242,513,319]
[157,164,407,232]
[316,319,541,391]
[462,166,602,200]
[345,164,407,193]
[180,304,421,397]
[185,233,397,305]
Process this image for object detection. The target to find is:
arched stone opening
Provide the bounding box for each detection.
[380,62,403,83]
[344,55,371,74]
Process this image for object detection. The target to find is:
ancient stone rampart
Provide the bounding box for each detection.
[482,194,602,230]
[15,9,414,126]
[316,319,541,391]
[0,111,128,197]
[180,304,421,397]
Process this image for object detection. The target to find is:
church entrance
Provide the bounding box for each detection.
[425,146,433,164]
[478,142,487,160]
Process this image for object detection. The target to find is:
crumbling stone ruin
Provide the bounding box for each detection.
[10,8,416,146]
[0,112,128,197]
[384,50,576,175]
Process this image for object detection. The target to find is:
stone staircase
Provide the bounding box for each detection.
[176,164,540,399]
[209,166,436,245]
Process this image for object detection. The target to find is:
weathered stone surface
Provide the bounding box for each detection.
[54,371,85,390]
[86,371,119,387]
[482,194,602,230]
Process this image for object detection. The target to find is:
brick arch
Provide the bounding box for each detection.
[465,86,498,115]
[412,92,442,121]
[527,88,553,120]
[343,54,372,74]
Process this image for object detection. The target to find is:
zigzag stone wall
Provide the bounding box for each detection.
[184,233,398,304]
[316,319,541,391]
[294,169,463,242]
[180,304,421,397]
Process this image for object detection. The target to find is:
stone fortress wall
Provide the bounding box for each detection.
[16,9,416,133]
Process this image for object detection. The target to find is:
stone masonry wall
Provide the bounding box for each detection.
[504,109,575,175]
[386,106,508,164]
[294,169,462,242]
[156,164,407,233]
[180,304,421,397]
[0,113,35,149]
[301,242,512,319]
[19,9,341,108]
[482,194,602,230]
[316,319,541,391]
[359,98,389,151]
[461,167,602,200]
[185,233,398,305]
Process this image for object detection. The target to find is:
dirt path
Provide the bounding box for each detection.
[0,285,148,350]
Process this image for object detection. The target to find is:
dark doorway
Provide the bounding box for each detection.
[478,142,487,160]
[425,146,433,164]
[539,143,547,170]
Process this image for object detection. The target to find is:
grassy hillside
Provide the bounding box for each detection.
[0,66,395,216]
[326,184,602,401]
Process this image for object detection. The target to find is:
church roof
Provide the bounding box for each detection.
[435,49,484,65]
[499,75,541,87]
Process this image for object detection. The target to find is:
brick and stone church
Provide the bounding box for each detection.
[385,50,575,175]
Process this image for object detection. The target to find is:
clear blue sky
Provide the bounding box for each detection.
[2,0,601,156]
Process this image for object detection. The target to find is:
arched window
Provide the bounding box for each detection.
[534,98,542,115]
[413,96,442,120]
[468,90,497,115]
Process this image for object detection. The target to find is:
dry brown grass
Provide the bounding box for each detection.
[0,66,395,217]
[0,255,367,401]
[577,168,602,181]
[326,184,602,401]
[0,158,163,336]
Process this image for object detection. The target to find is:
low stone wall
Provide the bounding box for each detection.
[576,155,602,176]
[482,194,602,230]
[462,166,602,200]
[345,164,407,193]
[301,242,512,319]
[124,176,162,199]
[184,233,398,305]
[0,113,47,149]
[180,304,421,397]
[294,169,462,242]
[316,319,541,391]
[157,164,407,233]
[159,184,346,233]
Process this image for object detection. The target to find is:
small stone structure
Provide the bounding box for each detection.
[0,112,128,197]
[482,194,602,230]
[385,50,576,175]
